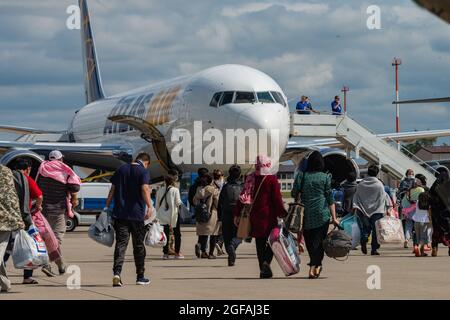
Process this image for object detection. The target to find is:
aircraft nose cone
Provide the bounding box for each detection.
[235,105,282,131]
[235,104,289,161]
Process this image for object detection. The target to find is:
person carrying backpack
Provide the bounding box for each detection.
[193,173,220,259]
[156,172,183,260]
[218,165,243,266]
[189,168,209,257]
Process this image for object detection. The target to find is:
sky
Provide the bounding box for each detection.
[1,0,450,143]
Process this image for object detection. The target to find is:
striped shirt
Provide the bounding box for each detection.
[38,176,80,216]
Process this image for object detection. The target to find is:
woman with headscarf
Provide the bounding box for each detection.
[429,167,450,256]
[291,151,339,279]
[233,155,287,279]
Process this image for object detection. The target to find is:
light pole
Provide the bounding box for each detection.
[392,57,402,150]
[341,86,349,114]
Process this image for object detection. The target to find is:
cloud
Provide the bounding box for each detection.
[0,0,449,146]
[221,2,328,18]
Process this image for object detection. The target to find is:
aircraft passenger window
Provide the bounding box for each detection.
[220,91,234,106]
[209,92,223,107]
[235,91,256,104]
[271,91,286,107]
[257,92,275,103]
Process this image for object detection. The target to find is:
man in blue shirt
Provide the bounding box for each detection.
[331,96,342,115]
[296,96,317,114]
[105,152,153,287]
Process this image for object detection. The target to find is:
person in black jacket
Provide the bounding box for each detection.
[189,167,209,258]
[341,171,357,217]
[218,165,243,266]
[429,167,450,257]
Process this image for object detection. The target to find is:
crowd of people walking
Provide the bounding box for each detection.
[1,149,449,291]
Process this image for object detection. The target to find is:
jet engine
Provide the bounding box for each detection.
[0,150,43,178]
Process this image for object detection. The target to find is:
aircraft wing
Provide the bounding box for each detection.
[281,138,344,162]
[378,129,450,142]
[0,126,64,135]
[413,0,450,24]
[393,97,450,104]
[0,140,134,171]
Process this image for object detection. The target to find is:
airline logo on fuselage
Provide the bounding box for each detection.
[103,86,181,135]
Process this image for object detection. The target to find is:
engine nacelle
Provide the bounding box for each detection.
[0,150,43,178]
[432,165,450,177]
[296,148,359,187]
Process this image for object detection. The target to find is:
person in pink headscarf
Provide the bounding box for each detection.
[233,155,287,279]
[37,150,81,277]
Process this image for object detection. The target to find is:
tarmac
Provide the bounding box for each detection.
[1,226,449,300]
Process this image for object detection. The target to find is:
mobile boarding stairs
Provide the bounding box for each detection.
[290,114,437,184]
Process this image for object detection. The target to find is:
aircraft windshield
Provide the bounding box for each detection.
[257,92,275,103]
[234,91,256,104]
[220,91,234,106]
[209,92,222,107]
[271,91,287,107]
[210,90,285,106]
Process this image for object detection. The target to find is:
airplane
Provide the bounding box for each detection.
[391,0,450,105]
[1,0,450,184]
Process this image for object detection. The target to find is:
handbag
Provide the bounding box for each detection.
[237,176,267,239]
[323,225,352,261]
[285,173,306,233]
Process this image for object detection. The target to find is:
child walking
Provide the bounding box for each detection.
[412,192,433,257]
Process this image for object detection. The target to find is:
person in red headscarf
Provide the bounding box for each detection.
[233,155,287,279]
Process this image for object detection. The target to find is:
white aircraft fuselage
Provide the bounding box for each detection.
[70,64,291,177]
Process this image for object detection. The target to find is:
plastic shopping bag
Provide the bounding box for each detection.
[32,210,61,262]
[340,214,361,249]
[88,211,115,247]
[12,228,49,270]
[144,221,167,248]
[375,216,405,245]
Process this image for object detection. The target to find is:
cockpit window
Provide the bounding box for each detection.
[220,91,234,106]
[209,92,222,107]
[235,91,256,104]
[271,91,287,107]
[257,92,275,103]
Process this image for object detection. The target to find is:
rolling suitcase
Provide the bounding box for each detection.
[268,223,300,276]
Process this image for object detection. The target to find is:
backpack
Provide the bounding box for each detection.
[194,195,212,223]
[323,226,352,260]
[225,182,243,208]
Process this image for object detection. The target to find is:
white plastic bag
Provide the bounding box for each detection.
[144,221,167,247]
[375,216,405,245]
[179,204,191,222]
[88,211,115,247]
[12,228,49,270]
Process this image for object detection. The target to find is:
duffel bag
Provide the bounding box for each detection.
[323,225,352,260]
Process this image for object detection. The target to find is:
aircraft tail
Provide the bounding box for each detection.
[79,0,105,104]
